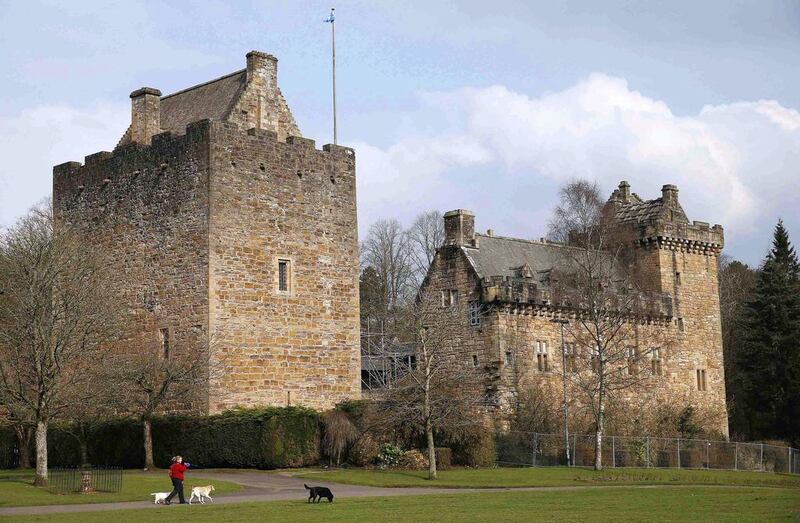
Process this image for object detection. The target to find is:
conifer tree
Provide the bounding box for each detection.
[737,220,800,444]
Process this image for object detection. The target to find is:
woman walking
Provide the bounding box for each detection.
[165,455,190,505]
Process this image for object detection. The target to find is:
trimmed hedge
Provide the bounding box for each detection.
[2,407,320,469]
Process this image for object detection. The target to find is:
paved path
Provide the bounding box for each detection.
[0,471,773,517]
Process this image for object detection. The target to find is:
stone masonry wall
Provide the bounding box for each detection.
[207,122,360,412]
[53,122,213,411]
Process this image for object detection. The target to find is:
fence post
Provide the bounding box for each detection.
[735,442,738,471]
[677,438,681,469]
[573,433,577,466]
[612,436,616,468]
[646,437,650,468]
[706,440,710,470]
[532,432,537,467]
[789,447,792,474]
[761,443,764,472]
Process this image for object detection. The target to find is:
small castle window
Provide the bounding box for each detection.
[675,272,681,285]
[469,301,481,326]
[590,346,600,373]
[450,290,459,306]
[536,341,549,372]
[625,346,639,375]
[677,318,685,333]
[159,328,170,360]
[472,354,479,367]
[696,369,707,391]
[278,259,291,293]
[505,351,513,366]
[651,347,663,376]
[566,343,578,373]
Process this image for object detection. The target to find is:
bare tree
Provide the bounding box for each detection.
[547,180,671,470]
[0,203,119,486]
[374,290,485,479]
[112,329,219,470]
[406,210,444,285]
[361,219,415,312]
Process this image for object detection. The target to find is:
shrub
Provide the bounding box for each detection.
[349,434,379,467]
[377,443,403,469]
[398,449,428,470]
[7,407,321,469]
[435,447,452,470]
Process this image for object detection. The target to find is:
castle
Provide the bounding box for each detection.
[421,182,729,436]
[52,51,361,413]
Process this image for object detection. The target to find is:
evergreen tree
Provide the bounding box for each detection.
[736,220,800,444]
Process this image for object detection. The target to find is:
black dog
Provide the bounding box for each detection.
[304,483,334,503]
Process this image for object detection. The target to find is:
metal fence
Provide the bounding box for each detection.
[47,466,123,494]
[496,432,800,474]
[0,442,19,469]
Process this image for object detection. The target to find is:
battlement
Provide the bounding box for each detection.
[636,219,724,255]
[54,119,353,196]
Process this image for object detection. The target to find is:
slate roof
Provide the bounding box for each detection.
[159,69,247,135]
[612,194,688,225]
[462,234,576,285]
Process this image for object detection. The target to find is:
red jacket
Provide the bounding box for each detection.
[169,462,187,480]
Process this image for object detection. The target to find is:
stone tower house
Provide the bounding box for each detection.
[421,182,728,436]
[53,51,360,413]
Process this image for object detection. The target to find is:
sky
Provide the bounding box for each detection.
[0,0,798,265]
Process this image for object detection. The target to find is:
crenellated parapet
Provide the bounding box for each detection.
[635,220,724,256]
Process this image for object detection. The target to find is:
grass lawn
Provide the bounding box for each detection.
[0,469,243,507]
[2,487,798,522]
[295,466,800,489]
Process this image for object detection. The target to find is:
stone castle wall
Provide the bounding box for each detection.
[53,122,213,411]
[207,123,360,412]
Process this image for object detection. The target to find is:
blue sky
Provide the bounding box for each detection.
[1,0,798,265]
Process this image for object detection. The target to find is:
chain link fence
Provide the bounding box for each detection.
[496,431,800,474]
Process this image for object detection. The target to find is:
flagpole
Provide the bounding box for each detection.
[326,8,338,145]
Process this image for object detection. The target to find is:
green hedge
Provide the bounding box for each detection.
[2,407,320,469]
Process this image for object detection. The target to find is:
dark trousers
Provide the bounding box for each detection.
[166,478,185,503]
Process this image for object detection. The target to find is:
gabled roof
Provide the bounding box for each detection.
[159,69,247,135]
[462,234,575,286]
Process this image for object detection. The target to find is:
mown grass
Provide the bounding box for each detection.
[295,466,800,489]
[0,469,243,507]
[3,487,798,522]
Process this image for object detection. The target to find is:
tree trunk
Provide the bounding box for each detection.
[14,425,32,469]
[143,418,155,470]
[426,417,437,480]
[79,441,90,469]
[595,403,604,471]
[33,420,48,487]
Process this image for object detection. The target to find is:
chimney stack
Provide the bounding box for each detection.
[246,50,278,89]
[618,180,631,202]
[444,210,476,247]
[661,184,679,205]
[129,87,162,145]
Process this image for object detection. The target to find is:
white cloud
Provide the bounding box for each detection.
[0,103,129,226]
[354,74,800,262]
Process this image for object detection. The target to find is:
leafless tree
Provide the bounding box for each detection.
[547,180,671,470]
[361,218,415,312]
[406,210,444,285]
[0,203,120,486]
[321,410,359,467]
[111,328,221,470]
[373,290,485,479]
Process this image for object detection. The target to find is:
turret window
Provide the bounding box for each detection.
[651,347,663,376]
[469,301,481,326]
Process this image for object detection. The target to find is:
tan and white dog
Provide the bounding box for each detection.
[151,492,170,504]
[189,485,215,504]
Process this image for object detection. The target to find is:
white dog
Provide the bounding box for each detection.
[151,492,170,504]
[189,485,215,504]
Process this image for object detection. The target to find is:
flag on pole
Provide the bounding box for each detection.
[324,8,335,23]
